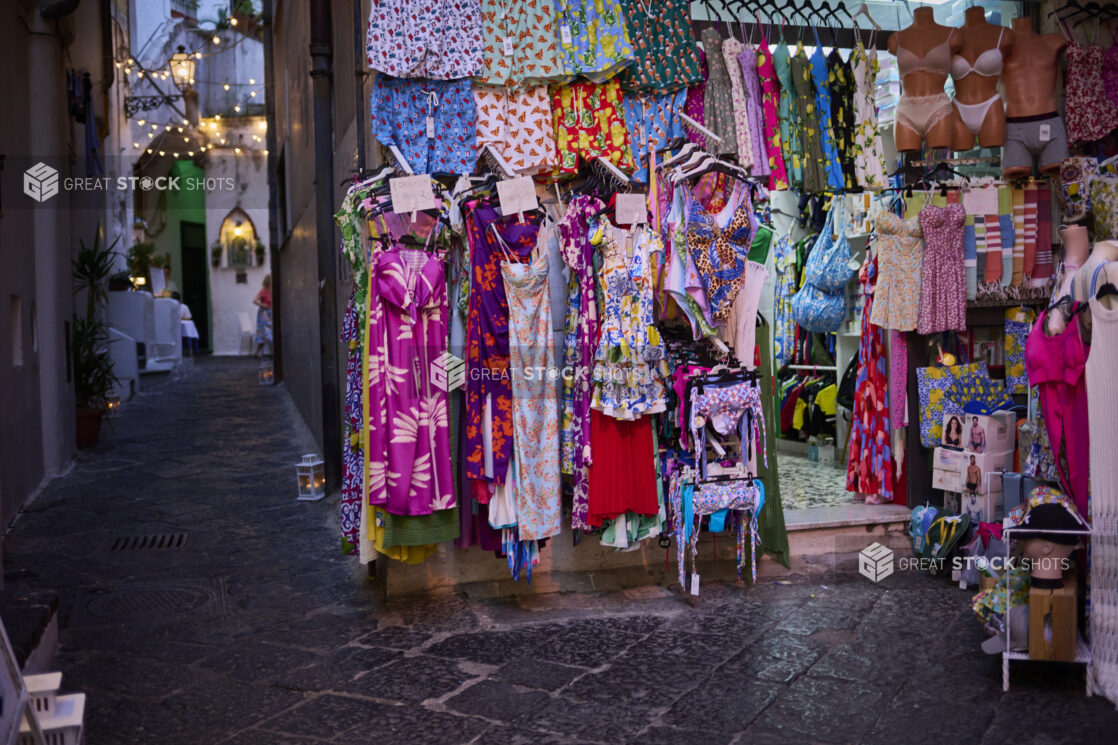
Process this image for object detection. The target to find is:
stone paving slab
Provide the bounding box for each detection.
[2,358,1117,744]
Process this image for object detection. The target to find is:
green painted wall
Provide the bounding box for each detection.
[151,160,210,347]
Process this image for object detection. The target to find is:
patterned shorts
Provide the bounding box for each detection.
[549,79,634,177]
[365,0,484,80]
[623,89,687,183]
[371,76,477,175]
[473,86,558,176]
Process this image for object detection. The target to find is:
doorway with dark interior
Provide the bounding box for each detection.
[180,221,210,353]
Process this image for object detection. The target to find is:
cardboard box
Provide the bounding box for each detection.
[932,447,1014,496]
[1029,573,1078,662]
[940,410,1017,454]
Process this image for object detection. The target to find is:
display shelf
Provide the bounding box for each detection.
[1004,636,1091,664]
[1001,517,1092,692]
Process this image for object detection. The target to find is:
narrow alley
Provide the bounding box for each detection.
[2,359,1115,745]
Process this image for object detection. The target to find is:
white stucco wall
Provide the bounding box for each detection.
[204,131,269,356]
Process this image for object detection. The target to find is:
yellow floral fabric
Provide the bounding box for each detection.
[1005,307,1036,394]
[917,362,985,448]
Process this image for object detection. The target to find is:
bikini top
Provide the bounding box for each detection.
[950,27,1006,79]
[896,30,954,78]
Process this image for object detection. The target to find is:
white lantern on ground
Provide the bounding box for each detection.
[296,454,326,500]
[105,394,121,418]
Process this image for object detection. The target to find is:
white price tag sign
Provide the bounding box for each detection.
[426,116,435,139]
[560,24,573,45]
[690,573,701,596]
[497,176,539,220]
[615,193,648,225]
[1039,124,1052,142]
[503,37,515,56]
[389,175,436,218]
[963,186,998,215]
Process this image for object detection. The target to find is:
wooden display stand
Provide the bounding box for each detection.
[1028,573,1078,662]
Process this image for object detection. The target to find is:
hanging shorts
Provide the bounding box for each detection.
[474,86,558,175]
[371,76,477,174]
[550,79,634,177]
[366,0,484,80]
[623,90,687,183]
[617,0,703,94]
[477,0,568,87]
[1001,112,1070,173]
[552,0,636,83]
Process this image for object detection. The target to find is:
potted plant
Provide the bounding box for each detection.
[72,227,120,448]
[254,239,265,266]
[126,241,157,289]
[212,241,223,268]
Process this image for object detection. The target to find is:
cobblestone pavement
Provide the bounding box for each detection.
[4,358,1117,745]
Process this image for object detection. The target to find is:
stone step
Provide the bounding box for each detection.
[379,505,913,599]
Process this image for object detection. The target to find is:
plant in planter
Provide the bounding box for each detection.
[72,227,120,447]
[126,241,157,288]
[212,241,224,268]
[254,239,265,266]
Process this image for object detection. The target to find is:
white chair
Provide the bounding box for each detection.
[106,327,139,400]
[105,290,154,361]
[148,298,183,371]
[238,311,255,355]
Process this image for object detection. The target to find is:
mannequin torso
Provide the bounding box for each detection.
[889,7,961,151]
[951,7,1014,149]
[1002,18,1066,119]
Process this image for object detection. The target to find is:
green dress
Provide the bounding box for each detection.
[772,43,803,190]
[791,47,825,194]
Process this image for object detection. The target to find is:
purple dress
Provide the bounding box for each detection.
[463,205,540,485]
[367,249,455,515]
[684,50,709,147]
[917,203,967,335]
[738,46,770,178]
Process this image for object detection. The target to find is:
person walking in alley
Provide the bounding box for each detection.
[254,273,272,356]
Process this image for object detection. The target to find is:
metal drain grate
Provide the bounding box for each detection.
[108,533,188,551]
[70,578,227,627]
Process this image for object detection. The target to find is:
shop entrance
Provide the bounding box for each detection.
[180,221,210,353]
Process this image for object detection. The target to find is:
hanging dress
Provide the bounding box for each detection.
[846,253,894,503]
[738,42,771,180]
[870,211,924,331]
[791,47,824,193]
[916,203,967,334]
[755,34,788,189]
[701,28,740,158]
[851,40,888,190]
[1065,42,1118,144]
[773,41,803,190]
[503,252,561,541]
[723,35,756,168]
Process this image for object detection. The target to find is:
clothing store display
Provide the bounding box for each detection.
[772,41,803,189]
[809,46,845,192]
[895,30,955,136]
[624,90,686,183]
[792,49,825,193]
[827,48,856,190]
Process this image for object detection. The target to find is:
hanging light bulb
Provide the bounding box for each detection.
[195,52,202,59]
[249,78,256,85]
[250,91,257,97]
[177,126,184,132]
[234,147,241,154]
[172,152,180,158]
[187,151,194,157]
[146,148,153,154]
[137,119,146,126]
[230,17,238,26]
[165,125,172,131]
[234,105,241,113]
[133,142,140,148]
[182,118,189,125]
[215,114,221,120]
[183,136,189,142]
[148,132,154,138]
[158,150,165,156]
[151,123,158,130]
[212,35,221,44]
[223,83,230,91]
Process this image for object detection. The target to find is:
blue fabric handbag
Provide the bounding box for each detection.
[791,281,846,333]
[803,196,856,293]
